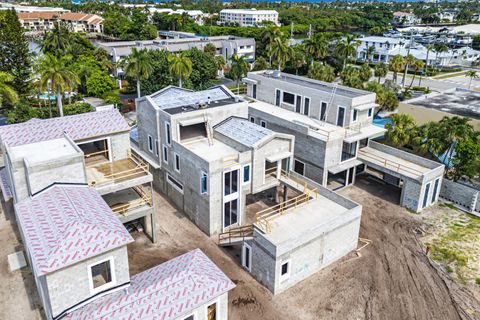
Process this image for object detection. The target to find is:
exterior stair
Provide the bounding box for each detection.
[218,225,254,247]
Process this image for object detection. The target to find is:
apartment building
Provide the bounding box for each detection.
[59,12,104,33]
[243,70,445,213]
[16,11,103,33]
[134,85,294,236]
[219,8,279,27]
[0,110,156,242]
[14,182,234,320]
[97,35,255,77]
[148,8,206,25]
[392,11,421,27]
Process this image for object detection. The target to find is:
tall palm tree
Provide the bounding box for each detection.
[122,48,154,97]
[290,47,306,75]
[374,62,389,83]
[303,33,328,66]
[261,26,283,65]
[336,35,361,71]
[384,113,417,148]
[214,55,226,77]
[410,59,425,88]
[41,22,71,56]
[366,45,376,62]
[36,54,79,117]
[168,51,192,88]
[421,44,434,86]
[434,43,449,71]
[229,54,249,93]
[0,72,19,107]
[267,38,292,71]
[389,55,405,83]
[401,54,416,87]
[466,70,478,89]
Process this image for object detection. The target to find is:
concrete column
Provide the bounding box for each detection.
[276,160,281,179]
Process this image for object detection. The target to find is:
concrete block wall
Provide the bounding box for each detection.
[109,132,131,160]
[440,179,480,214]
[401,179,422,212]
[136,97,160,164]
[45,246,130,318]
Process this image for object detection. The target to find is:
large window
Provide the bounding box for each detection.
[431,179,440,204]
[422,182,431,208]
[89,258,114,294]
[224,169,238,196]
[341,141,357,162]
[295,95,302,113]
[282,91,295,105]
[252,84,257,99]
[275,89,281,106]
[320,102,327,121]
[293,159,305,176]
[167,173,184,193]
[224,199,238,227]
[352,109,358,122]
[337,106,346,126]
[304,97,310,116]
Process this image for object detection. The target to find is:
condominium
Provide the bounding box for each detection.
[16,11,104,33]
[243,70,445,213]
[219,8,279,27]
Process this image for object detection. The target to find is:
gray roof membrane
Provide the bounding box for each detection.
[214,117,273,147]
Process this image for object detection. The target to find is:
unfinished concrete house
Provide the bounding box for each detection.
[134,85,295,236]
[15,183,234,320]
[243,70,445,212]
[0,110,156,241]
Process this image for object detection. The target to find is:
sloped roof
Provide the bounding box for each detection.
[15,184,133,276]
[214,116,273,147]
[60,12,103,23]
[65,249,235,320]
[17,12,59,20]
[0,110,129,147]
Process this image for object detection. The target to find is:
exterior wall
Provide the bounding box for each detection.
[246,72,376,128]
[400,179,422,212]
[45,246,130,318]
[109,132,131,160]
[250,206,361,295]
[136,98,161,166]
[174,292,229,320]
[440,179,480,215]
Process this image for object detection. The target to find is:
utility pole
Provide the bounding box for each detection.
[402,30,414,87]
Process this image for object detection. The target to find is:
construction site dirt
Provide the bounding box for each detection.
[0,175,478,320]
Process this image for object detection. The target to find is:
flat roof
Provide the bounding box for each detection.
[149,86,239,115]
[182,137,239,162]
[65,249,235,320]
[258,193,358,254]
[0,110,129,147]
[15,184,133,276]
[214,116,273,147]
[249,71,371,98]
[9,137,80,164]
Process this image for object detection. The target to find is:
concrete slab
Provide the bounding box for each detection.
[7,251,26,272]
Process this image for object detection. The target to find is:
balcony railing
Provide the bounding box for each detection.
[110,185,152,216]
[88,150,150,187]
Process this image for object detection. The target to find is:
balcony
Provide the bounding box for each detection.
[85,150,153,195]
[102,185,153,224]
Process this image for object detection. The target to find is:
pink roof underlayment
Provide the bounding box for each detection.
[14,184,134,276]
[0,110,130,148]
[65,249,236,320]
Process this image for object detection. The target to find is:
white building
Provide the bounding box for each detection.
[392,12,421,27]
[148,8,206,25]
[219,8,279,27]
[0,2,69,13]
[356,36,480,67]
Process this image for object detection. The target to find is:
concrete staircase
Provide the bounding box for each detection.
[218,225,254,247]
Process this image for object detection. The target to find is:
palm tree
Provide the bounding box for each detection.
[365,45,376,62]
[252,56,269,71]
[466,70,478,89]
[401,54,415,87]
[268,38,292,71]
[384,113,417,148]
[168,51,192,88]
[308,62,335,82]
[410,59,425,88]
[0,72,19,107]
[122,48,154,97]
[389,55,405,83]
[204,43,217,56]
[303,33,328,66]
[214,55,226,77]
[374,62,389,83]
[41,22,71,56]
[336,35,361,71]
[36,54,79,117]
[261,26,283,65]
[434,43,449,72]
[290,47,306,75]
[229,54,249,93]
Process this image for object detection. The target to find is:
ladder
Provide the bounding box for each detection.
[204,113,214,146]
[320,83,338,124]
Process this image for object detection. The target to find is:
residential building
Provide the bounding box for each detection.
[436,9,457,22]
[243,70,445,213]
[97,35,255,77]
[17,12,60,31]
[134,85,295,236]
[15,183,234,320]
[218,8,279,27]
[59,12,104,33]
[0,110,156,242]
[392,12,421,27]
[356,36,480,66]
[0,2,69,13]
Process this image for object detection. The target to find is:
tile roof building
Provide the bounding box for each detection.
[65,249,235,320]
[16,10,103,33]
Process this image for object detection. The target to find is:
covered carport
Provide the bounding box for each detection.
[357,141,445,212]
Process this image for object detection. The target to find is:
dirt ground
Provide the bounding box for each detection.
[0,175,479,320]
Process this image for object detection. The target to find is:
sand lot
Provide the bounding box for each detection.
[0,176,479,319]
